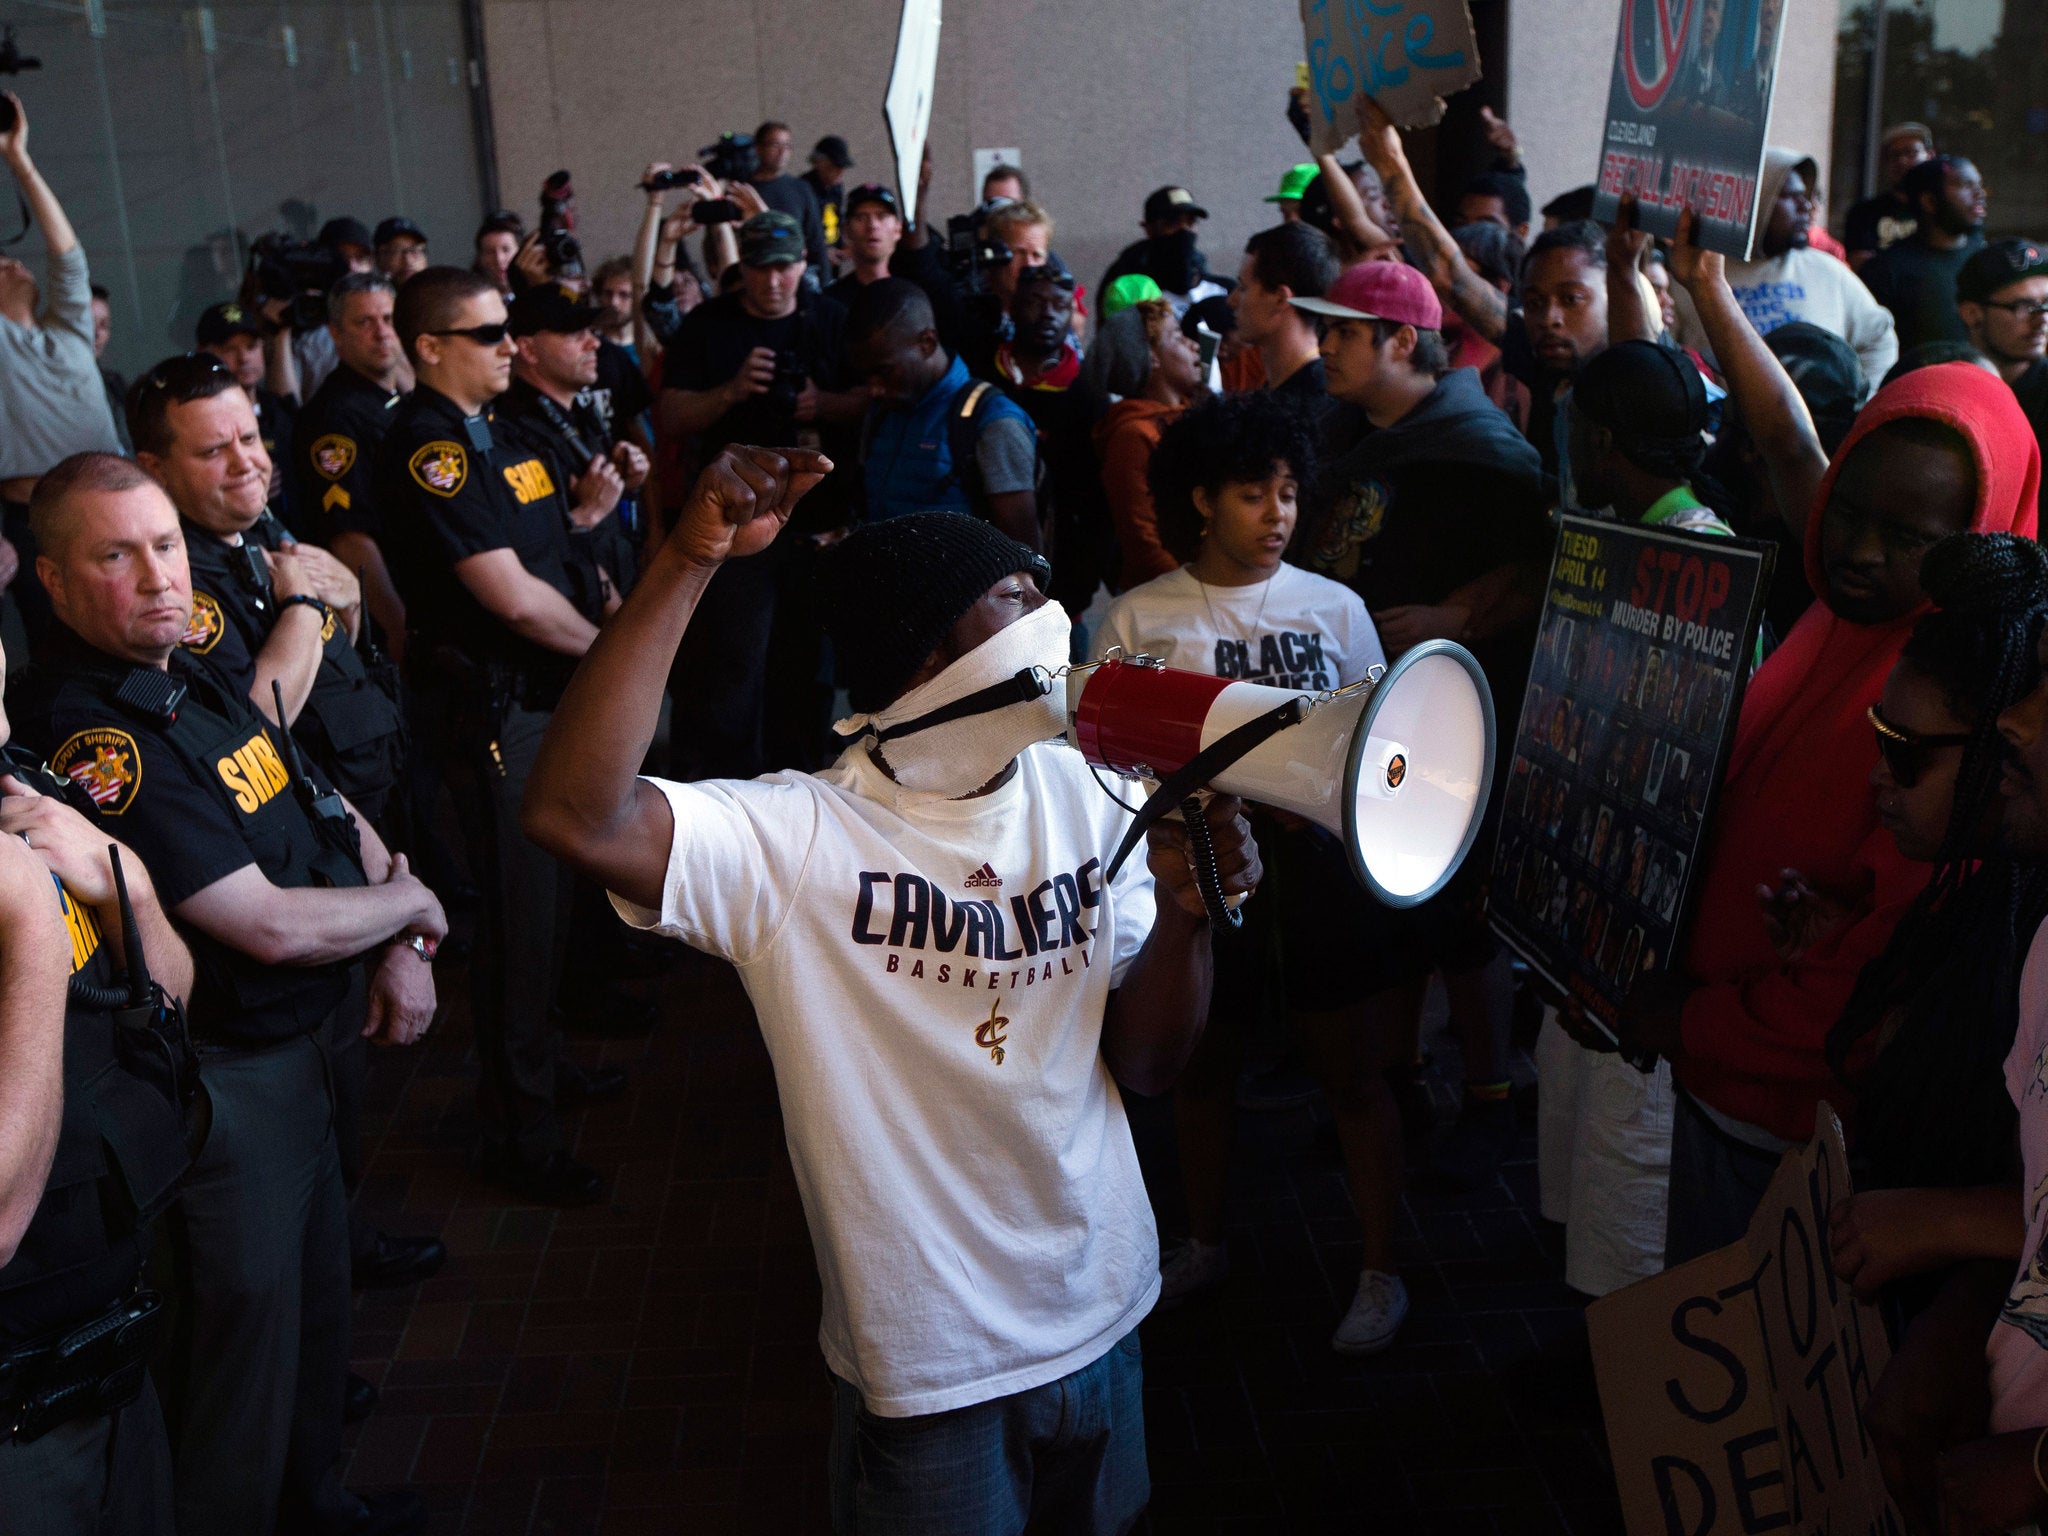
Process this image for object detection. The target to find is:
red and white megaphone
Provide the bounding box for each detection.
[1068,641,1495,908]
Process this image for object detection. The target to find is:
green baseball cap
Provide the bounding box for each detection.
[740,211,805,268]
[1264,163,1318,203]
[1101,274,1163,320]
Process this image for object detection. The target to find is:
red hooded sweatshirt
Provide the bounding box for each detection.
[1677,364,2043,1142]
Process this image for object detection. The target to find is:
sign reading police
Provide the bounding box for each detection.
[1590,0,1790,256]
[1296,0,1482,151]
[1488,516,1770,1037]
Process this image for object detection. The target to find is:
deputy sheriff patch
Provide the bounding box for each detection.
[51,728,142,816]
[181,591,225,654]
[312,433,357,481]
[408,441,468,498]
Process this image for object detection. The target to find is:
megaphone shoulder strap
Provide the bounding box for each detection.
[865,668,1050,744]
[1103,696,1311,889]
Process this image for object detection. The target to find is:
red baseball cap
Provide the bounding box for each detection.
[1290,260,1442,330]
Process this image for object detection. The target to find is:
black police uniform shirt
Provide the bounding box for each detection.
[292,360,404,547]
[494,377,634,606]
[254,384,299,528]
[17,627,367,1049]
[178,510,405,808]
[375,382,599,690]
[662,288,849,458]
[0,748,189,1348]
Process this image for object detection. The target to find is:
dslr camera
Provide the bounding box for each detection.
[699,133,759,187]
[249,233,346,333]
[764,350,806,414]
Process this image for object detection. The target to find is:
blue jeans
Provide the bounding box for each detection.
[828,1329,1149,1535]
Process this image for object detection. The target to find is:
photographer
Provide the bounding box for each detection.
[747,121,828,275]
[657,211,861,780]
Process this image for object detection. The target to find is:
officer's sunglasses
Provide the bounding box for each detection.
[1868,704,1972,788]
[427,322,511,346]
[139,352,234,398]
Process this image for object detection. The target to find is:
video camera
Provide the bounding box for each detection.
[249,233,346,333]
[699,133,759,187]
[943,201,1014,291]
[538,170,583,278]
[0,27,44,133]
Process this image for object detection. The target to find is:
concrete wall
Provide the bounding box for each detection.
[483,0,1837,296]
[1507,0,1841,216]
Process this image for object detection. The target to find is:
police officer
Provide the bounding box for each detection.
[128,357,440,1314]
[291,272,410,651]
[194,300,298,528]
[14,453,443,1536]
[0,629,197,1536]
[379,266,621,1208]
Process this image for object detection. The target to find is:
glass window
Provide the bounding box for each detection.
[0,1,486,380]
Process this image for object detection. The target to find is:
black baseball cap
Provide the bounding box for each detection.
[844,184,899,217]
[195,301,264,347]
[374,216,427,248]
[812,135,854,169]
[318,216,373,252]
[507,281,605,337]
[1143,186,1208,223]
[740,212,806,268]
[1958,238,2048,304]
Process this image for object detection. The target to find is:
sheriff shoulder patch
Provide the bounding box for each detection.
[312,433,357,481]
[51,728,142,816]
[408,441,468,498]
[181,591,224,654]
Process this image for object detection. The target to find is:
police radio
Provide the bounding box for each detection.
[1069,642,1496,920]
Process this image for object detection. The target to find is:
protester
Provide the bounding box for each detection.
[802,134,852,250]
[1228,222,1339,407]
[1446,221,1530,424]
[1862,154,1990,356]
[524,456,1260,1531]
[1668,149,1898,395]
[1844,122,1935,269]
[1094,299,1204,589]
[1955,239,2048,497]
[1456,171,1531,240]
[1293,259,1550,1197]
[1265,163,1317,222]
[845,279,1038,543]
[1100,187,1231,317]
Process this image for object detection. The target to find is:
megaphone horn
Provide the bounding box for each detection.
[1069,641,1495,909]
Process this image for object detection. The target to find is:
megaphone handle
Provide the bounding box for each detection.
[1179,795,1244,930]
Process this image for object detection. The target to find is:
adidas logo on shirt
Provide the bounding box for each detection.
[963,863,1003,889]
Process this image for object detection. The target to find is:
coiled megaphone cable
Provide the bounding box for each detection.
[1178,795,1241,930]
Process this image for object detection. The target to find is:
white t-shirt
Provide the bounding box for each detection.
[1989,917,2048,1432]
[612,739,1160,1417]
[1671,246,1899,397]
[1095,563,1386,687]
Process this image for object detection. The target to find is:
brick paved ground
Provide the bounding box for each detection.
[342,944,1626,1534]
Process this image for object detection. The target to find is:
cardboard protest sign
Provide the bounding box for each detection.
[884,0,942,227]
[1488,517,1772,1035]
[1588,1108,1904,1535]
[1589,0,1790,257]
[1296,0,1482,151]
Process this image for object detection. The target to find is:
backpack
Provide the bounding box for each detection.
[943,379,1045,520]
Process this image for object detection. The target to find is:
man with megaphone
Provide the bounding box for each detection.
[522,446,1259,1532]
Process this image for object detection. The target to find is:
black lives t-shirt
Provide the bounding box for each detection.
[579,339,653,443]
[663,290,847,457]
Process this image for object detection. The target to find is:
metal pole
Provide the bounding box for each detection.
[459,0,499,214]
[1860,0,1889,200]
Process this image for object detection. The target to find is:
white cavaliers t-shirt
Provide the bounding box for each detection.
[1096,563,1385,686]
[612,739,1160,1417]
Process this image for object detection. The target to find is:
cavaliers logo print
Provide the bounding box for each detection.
[975,997,1009,1065]
[50,728,142,816]
[1620,0,1698,111]
[408,441,468,498]
[181,591,225,654]
[1386,753,1408,791]
[312,434,357,481]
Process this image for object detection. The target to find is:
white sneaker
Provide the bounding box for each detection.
[1157,1238,1230,1308]
[1331,1269,1409,1355]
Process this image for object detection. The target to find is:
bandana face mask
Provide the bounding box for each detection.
[835,600,1074,799]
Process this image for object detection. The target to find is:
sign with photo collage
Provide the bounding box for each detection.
[1488,516,1773,1034]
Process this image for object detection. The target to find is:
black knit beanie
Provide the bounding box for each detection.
[817,513,1051,713]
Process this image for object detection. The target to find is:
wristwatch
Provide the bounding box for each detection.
[279,594,330,623]
[403,934,438,963]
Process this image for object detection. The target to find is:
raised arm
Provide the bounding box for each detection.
[522,446,831,912]
[1354,96,1508,344]
[1603,198,1659,345]
[1666,209,1829,542]
[0,93,79,259]
[1312,151,1397,259]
